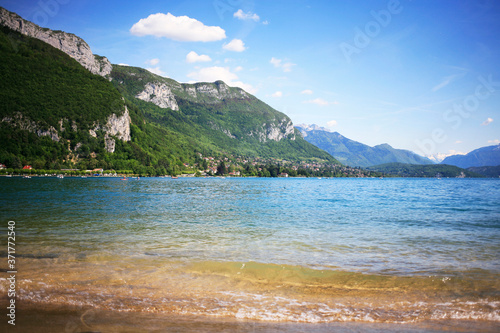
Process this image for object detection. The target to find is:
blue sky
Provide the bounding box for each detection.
[2,0,499,160]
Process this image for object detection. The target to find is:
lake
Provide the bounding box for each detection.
[1,177,499,332]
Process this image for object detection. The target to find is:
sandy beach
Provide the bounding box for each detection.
[2,301,499,333]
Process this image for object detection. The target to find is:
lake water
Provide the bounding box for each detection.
[1,177,499,330]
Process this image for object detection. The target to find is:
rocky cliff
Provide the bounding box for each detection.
[3,105,131,154]
[186,81,250,102]
[135,80,250,110]
[0,6,112,77]
[250,119,295,142]
[1,112,60,142]
[136,82,179,111]
[89,105,131,153]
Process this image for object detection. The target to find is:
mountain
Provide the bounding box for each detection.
[467,166,500,178]
[367,163,483,178]
[0,7,111,77]
[0,22,129,170]
[0,7,337,174]
[110,66,335,161]
[296,125,434,167]
[441,145,500,168]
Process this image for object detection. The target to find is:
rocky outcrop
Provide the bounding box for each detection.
[136,82,179,110]
[0,7,112,77]
[250,119,295,142]
[105,105,131,142]
[103,106,131,153]
[135,81,250,110]
[1,107,130,154]
[209,121,236,139]
[90,105,131,153]
[1,112,59,141]
[191,81,249,102]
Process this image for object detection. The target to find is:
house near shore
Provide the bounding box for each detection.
[279,172,289,178]
[92,168,104,176]
[23,165,32,170]
[0,163,5,169]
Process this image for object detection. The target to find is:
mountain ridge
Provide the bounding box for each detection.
[0,7,112,77]
[367,162,483,178]
[440,144,500,168]
[295,125,434,167]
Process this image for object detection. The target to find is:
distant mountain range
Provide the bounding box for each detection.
[366,163,483,178]
[441,144,500,168]
[296,124,434,168]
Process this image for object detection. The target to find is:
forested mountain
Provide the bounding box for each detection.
[0,24,128,170]
[296,125,434,167]
[366,163,483,178]
[0,7,339,175]
[467,166,500,178]
[110,65,335,162]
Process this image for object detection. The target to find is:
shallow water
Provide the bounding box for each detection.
[1,177,499,327]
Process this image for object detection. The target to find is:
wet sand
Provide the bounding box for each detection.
[1,301,499,333]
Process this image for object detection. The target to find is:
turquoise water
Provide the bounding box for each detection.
[1,177,499,324]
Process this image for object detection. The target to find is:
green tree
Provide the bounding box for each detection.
[216,161,227,175]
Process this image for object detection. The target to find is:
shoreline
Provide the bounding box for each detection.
[2,302,499,333]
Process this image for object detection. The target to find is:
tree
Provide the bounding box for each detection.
[216,161,227,175]
[201,159,208,170]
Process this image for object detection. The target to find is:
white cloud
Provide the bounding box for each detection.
[130,13,226,42]
[301,89,313,95]
[146,67,166,76]
[263,20,269,25]
[234,9,260,22]
[188,66,237,83]
[223,39,246,52]
[455,140,463,144]
[270,57,281,67]
[187,66,256,94]
[234,66,243,72]
[303,98,336,106]
[146,58,160,66]
[449,150,465,155]
[118,63,130,66]
[186,51,212,63]
[482,117,494,126]
[488,139,500,144]
[233,81,257,94]
[327,120,338,127]
[270,57,295,72]
[144,59,165,76]
[272,91,282,98]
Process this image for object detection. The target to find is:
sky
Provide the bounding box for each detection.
[1,0,499,161]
